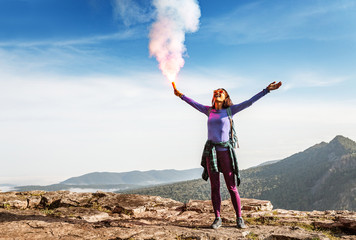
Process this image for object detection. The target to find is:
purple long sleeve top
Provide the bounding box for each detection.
[181,89,269,151]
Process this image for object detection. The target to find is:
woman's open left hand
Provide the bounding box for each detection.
[267,81,282,91]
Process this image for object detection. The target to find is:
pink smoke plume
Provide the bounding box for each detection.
[149,0,201,82]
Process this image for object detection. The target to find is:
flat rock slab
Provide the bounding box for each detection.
[0,191,355,239]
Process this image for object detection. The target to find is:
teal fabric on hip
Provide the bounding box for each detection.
[201,140,240,186]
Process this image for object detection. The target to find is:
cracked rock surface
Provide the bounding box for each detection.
[0,191,355,239]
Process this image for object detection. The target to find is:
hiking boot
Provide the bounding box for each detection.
[211,217,222,229]
[237,217,247,228]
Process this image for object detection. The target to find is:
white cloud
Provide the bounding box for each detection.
[1,65,355,184]
[200,0,356,44]
[281,71,350,90]
[0,37,148,79]
[0,29,138,48]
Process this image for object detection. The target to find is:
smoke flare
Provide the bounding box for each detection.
[149,0,201,82]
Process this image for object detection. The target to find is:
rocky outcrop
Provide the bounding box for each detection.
[0,191,355,239]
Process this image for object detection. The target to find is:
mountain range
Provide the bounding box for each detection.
[9,168,202,192]
[122,135,356,211]
[60,168,202,185]
[6,135,355,211]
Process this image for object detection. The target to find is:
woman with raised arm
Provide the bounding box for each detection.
[173,81,282,229]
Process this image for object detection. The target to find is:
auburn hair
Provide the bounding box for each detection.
[211,88,233,109]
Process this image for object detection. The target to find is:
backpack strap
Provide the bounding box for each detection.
[226,107,239,148]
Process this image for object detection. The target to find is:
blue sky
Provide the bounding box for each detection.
[1,0,356,185]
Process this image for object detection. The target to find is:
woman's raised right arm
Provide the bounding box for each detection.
[180,95,210,116]
[174,86,210,116]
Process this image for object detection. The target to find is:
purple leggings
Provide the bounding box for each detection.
[206,150,241,218]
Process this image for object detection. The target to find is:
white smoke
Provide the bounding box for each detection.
[149,0,201,82]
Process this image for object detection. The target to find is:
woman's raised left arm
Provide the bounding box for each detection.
[231,81,282,115]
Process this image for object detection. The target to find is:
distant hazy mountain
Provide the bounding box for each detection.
[123,135,356,211]
[60,168,202,186]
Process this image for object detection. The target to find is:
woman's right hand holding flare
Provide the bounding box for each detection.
[173,82,183,97]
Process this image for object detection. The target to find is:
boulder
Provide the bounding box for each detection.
[241,198,273,211]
